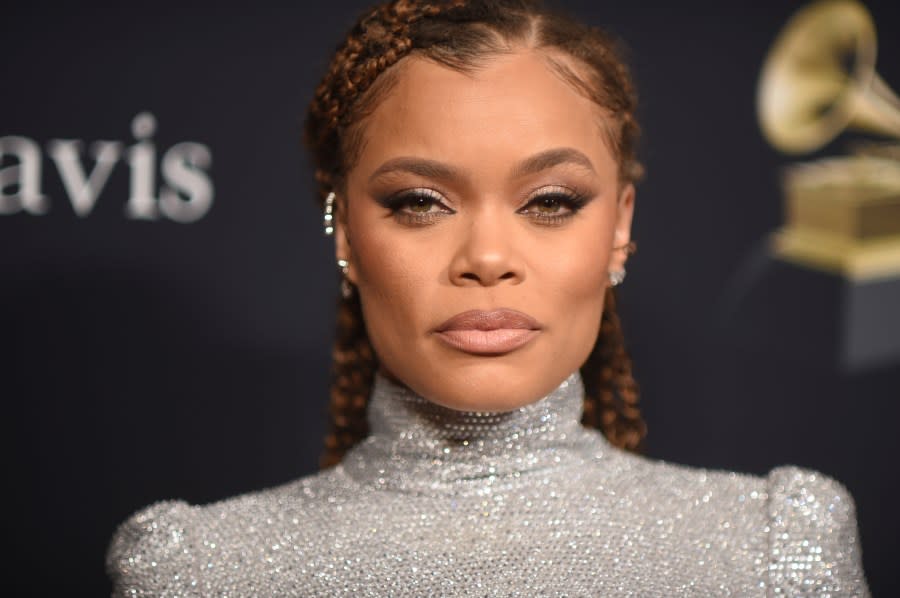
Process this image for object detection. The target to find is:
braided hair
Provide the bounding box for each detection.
[304,0,647,468]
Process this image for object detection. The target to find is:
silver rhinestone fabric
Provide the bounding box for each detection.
[107,371,870,596]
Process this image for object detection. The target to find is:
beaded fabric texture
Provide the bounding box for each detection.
[107,372,870,596]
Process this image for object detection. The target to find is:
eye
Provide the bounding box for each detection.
[518,186,589,225]
[531,195,569,213]
[379,188,455,225]
[406,194,441,213]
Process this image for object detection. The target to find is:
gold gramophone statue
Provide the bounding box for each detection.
[758,0,900,279]
[724,0,900,371]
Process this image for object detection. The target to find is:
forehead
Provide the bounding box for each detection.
[351,49,617,179]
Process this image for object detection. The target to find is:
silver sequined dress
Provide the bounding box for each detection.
[107,372,870,596]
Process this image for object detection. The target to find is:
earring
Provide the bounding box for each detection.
[326,193,352,297]
[612,240,637,255]
[337,258,353,298]
[323,191,336,236]
[609,239,634,286]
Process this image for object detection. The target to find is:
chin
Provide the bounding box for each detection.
[403,359,572,413]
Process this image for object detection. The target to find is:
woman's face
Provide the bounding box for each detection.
[336,49,634,412]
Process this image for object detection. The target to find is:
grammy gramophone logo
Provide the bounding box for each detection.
[0,112,214,223]
[734,0,900,371]
[758,0,900,280]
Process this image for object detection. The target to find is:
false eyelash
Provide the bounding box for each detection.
[518,189,591,226]
[376,186,592,227]
[377,188,455,226]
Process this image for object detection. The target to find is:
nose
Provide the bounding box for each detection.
[448,212,525,287]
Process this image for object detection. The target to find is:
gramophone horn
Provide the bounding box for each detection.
[758,0,900,154]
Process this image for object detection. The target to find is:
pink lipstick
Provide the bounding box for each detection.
[434,309,541,355]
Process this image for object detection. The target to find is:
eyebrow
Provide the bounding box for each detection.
[511,147,596,178]
[368,147,596,183]
[369,157,461,183]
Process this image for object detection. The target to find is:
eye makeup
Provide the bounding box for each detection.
[376,187,456,226]
[517,184,592,227]
[374,183,594,228]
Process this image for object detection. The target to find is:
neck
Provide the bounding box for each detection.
[340,370,609,495]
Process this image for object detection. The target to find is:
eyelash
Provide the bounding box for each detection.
[378,186,590,227]
[379,188,451,226]
[520,186,591,226]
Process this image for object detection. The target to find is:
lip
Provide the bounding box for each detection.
[434,309,541,355]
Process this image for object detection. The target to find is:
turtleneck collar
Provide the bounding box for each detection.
[340,370,609,495]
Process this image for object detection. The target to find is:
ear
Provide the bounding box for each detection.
[333,194,357,285]
[608,182,635,273]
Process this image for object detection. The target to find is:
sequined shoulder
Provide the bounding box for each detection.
[106,500,193,597]
[104,471,353,596]
[765,465,870,596]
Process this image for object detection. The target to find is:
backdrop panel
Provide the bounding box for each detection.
[3,1,898,595]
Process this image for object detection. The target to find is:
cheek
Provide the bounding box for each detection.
[346,219,439,355]
[538,219,612,352]
[356,235,421,303]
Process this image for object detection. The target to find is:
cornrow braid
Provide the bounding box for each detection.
[581,283,647,452]
[307,0,648,469]
[321,292,375,468]
[306,0,464,198]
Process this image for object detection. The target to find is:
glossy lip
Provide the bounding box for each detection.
[433,309,542,355]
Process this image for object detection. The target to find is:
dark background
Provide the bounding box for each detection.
[3,1,898,595]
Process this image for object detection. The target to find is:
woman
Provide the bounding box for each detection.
[107,0,870,595]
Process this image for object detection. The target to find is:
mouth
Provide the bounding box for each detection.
[433,309,541,355]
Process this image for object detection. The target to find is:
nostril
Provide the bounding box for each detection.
[457,271,517,283]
